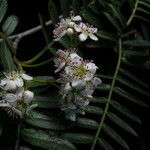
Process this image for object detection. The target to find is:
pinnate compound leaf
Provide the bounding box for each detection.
[21,129,76,150]
[107,112,138,137]
[103,124,129,150]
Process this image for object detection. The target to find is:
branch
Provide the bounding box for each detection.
[0,15,62,49]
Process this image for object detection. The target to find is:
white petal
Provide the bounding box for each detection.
[21,73,33,80]
[78,33,88,41]
[64,83,71,91]
[85,62,98,74]
[73,24,82,32]
[4,93,17,103]
[93,77,102,86]
[66,28,74,35]
[24,90,34,104]
[89,34,98,41]
[55,62,65,73]
[71,79,85,88]
[72,15,82,21]
[65,66,74,75]
[84,73,94,81]
[7,80,17,92]
[0,79,8,86]
[15,78,24,87]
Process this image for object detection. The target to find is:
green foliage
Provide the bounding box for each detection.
[0,0,7,22]
[0,0,150,150]
[21,128,76,150]
[48,0,59,24]
[2,15,19,35]
[0,39,16,71]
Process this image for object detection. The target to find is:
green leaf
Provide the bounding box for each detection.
[139,1,150,9]
[0,0,7,22]
[137,7,150,16]
[111,100,141,124]
[119,68,149,88]
[72,0,80,14]
[33,95,59,108]
[92,97,107,104]
[24,111,68,130]
[0,40,16,71]
[60,0,70,17]
[114,87,148,107]
[82,10,102,28]
[77,117,98,129]
[134,15,150,24]
[123,40,150,47]
[21,129,76,150]
[96,31,118,42]
[97,84,110,91]
[97,0,106,8]
[61,133,93,144]
[19,146,33,150]
[107,3,126,27]
[48,0,59,24]
[59,36,71,48]
[98,138,114,150]
[84,105,103,115]
[103,124,129,149]
[107,112,138,137]
[103,12,122,33]
[2,15,18,35]
[28,76,55,88]
[117,76,150,97]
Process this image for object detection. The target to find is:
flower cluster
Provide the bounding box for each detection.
[53,11,98,42]
[54,49,102,121]
[0,71,34,117]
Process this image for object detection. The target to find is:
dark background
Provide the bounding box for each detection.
[0,0,150,150]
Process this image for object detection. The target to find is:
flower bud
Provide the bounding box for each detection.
[67,28,74,35]
[24,90,34,104]
[7,80,17,92]
[68,22,75,28]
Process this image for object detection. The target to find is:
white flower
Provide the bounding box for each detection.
[23,90,34,104]
[54,49,102,121]
[0,71,33,92]
[54,49,70,73]
[3,87,24,107]
[53,12,82,41]
[54,49,77,73]
[74,23,98,41]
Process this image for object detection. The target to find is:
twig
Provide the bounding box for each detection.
[0,15,62,47]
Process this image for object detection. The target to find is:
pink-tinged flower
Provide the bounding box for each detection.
[53,14,82,41]
[65,61,98,88]
[54,49,102,121]
[54,48,78,73]
[74,22,98,41]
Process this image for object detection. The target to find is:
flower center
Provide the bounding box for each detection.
[83,28,91,35]
[75,65,86,77]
